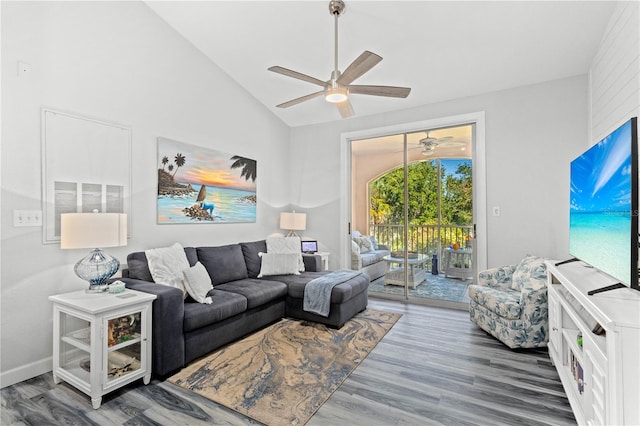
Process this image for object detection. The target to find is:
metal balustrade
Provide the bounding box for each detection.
[369,223,473,273]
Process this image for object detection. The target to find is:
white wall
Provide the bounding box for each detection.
[291,75,589,270]
[0,1,290,386]
[589,0,639,142]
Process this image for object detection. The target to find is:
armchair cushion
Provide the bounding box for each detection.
[468,286,522,319]
[511,255,547,291]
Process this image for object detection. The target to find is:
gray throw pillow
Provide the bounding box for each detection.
[240,240,267,278]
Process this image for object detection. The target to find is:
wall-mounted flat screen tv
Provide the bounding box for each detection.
[569,117,638,292]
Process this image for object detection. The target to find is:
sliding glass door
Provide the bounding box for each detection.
[351,125,474,306]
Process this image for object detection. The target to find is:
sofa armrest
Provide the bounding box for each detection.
[520,286,548,325]
[303,254,321,272]
[119,278,185,377]
[477,265,516,290]
[351,252,363,270]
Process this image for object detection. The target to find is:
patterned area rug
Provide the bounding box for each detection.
[369,273,470,302]
[168,309,401,426]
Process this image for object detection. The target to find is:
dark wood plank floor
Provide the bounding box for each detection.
[1,298,576,425]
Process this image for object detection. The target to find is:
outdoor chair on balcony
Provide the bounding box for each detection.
[468,255,548,349]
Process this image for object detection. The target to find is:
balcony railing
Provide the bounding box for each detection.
[369,223,473,272]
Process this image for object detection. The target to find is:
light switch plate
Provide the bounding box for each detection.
[14,210,43,227]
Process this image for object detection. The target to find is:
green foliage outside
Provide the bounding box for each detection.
[369,159,473,253]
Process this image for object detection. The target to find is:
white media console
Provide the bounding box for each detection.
[546,261,640,425]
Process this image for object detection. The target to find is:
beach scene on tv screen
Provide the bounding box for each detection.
[569,120,633,285]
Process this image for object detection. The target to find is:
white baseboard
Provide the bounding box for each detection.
[0,357,52,389]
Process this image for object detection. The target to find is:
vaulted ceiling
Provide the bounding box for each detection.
[147,1,616,127]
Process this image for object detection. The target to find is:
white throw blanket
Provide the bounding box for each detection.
[303,270,363,317]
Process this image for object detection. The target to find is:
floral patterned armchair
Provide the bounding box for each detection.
[468,255,548,348]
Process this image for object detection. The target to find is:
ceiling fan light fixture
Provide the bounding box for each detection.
[325,86,348,103]
[268,0,410,117]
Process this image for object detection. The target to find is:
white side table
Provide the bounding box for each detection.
[49,289,156,409]
[315,251,330,270]
[443,248,473,280]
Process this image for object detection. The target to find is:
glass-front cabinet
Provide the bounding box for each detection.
[50,289,156,409]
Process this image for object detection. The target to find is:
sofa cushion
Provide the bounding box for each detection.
[360,251,386,267]
[197,244,249,285]
[215,279,287,309]
[270,271,369,304]
[511,255,547,291]
[183,289,247,332]
[468,285,522,320]
[127,247,197,282]
[240,240,266,278]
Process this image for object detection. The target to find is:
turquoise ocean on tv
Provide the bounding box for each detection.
[158,183,256,223]
[569,211,631,284]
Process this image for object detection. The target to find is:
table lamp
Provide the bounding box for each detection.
[279,211,306,238]
[60,211,127,293]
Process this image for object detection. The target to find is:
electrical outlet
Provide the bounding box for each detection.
[492,206,501,217]
[14,210,43,227]
[18,61,31,77]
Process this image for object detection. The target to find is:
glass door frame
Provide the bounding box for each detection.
[339,112,487,297]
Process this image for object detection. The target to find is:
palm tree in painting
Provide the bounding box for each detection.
[173,153,186,177]
[230,155,257,182]
[168,164,174,174]
[161,156,169,171]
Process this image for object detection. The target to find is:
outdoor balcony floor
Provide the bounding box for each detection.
[368,272,471,308]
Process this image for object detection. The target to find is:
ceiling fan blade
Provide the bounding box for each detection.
[336,99,355,118]
[268,66,327,87]
[349,85,411,98]
[276,91,324,108]
[337,51,382,86]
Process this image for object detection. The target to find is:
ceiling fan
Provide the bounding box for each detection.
[418,132,468,156]
[268,0,411,119]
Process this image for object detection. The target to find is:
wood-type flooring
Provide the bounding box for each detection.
[1,299,576,425]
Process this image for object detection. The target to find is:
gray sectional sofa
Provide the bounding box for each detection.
[119,240,369,377]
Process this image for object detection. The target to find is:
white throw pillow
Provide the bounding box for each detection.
[257,252,301,277]
[354,236,373,254]
[145,242,189,298]
[351,240,361,255]
[266,236,305,272]
[183,262,213,304]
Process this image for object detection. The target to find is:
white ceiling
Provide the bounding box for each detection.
[146,1,616,128]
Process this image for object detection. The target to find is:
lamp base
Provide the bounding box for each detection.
[284,231,301,238]
[86,284,109,293]
[74,248,120,293]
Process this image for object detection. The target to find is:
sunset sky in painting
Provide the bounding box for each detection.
[158,137,256,192]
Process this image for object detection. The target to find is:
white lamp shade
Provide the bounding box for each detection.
[61,213,127,249]
[279,212,306,231]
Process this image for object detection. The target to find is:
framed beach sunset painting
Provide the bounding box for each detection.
[157,137,257,224]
